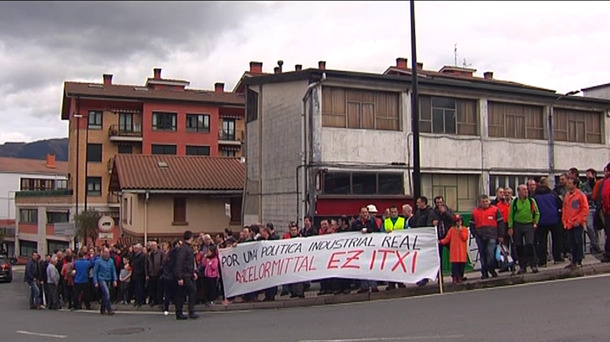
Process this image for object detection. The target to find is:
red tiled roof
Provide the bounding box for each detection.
[0,157,68,175]
[64,82,245,106]
[112,155,245,191]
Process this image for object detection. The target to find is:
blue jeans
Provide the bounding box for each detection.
[99,281,112,313]
[568,226,584,264]
[29,281,40,308]
[476,237,496,277]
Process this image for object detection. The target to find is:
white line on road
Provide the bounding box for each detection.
[16,330,67,339]
[299,335,464,342]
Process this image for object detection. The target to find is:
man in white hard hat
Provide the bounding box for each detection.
[367,204,382,230]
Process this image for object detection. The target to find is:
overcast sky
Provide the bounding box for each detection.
[1,1,609,144]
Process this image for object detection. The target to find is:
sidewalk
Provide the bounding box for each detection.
[110,254,610,313]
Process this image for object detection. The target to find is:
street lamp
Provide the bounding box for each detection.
[74,113,83,249]
[548,90,580,187]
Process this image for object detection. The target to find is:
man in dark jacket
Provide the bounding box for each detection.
[24,251,41,309]
[434,196,454,239]
[173,231,198,320]
[146,241,164,307]
[411,196,438,228]
[130,244,146,308]
[351,206,380,293]
[161,240,180,315]
[533,177,564,265]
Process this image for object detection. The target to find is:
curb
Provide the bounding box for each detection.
[102,262,610,314]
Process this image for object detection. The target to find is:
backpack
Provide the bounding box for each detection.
[511,197,536,222]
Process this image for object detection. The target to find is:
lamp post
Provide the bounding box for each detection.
[74,112,83,248]
[548,90,580,188]
[410,0,421,199]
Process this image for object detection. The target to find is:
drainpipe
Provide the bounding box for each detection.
[144,191,149,244]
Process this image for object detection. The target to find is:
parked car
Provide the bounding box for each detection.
[0,256,13,283]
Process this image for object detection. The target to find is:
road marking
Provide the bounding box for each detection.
[299,335,464,342]
[16,330,67,339]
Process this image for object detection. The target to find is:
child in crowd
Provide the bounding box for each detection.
[119,257,132,305]
[203,245,220,306]
[439,214,469,284]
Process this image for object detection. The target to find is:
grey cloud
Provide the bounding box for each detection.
[0,2,262,60]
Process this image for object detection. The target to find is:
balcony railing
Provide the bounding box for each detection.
[218,130,244,144]
[15,189,73,198]
[108,124,143,140]
[0,227,16,238]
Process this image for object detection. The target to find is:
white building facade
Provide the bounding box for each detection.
[242,60,610,230]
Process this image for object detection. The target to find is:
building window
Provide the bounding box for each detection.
[55,180,68,190]
[87,143,102,162]
[19,240,37,257]
[323,172,404,195]
[186,114,210,133]
[86,177,102,197]
[118,144,133,154]
[119,113,134,132]
[419,96,478,135]
[221,119,236,140]
[422,174,479,212]
[246,89,259,123]
[47,240,69,254]
[152,112,177,131]
[19,209,38,223]
[151,144,176,155]
[554,108,602,144]
[173,197,186,224]
[489,174,541,197]
[322,87,400,131]
[20,178,55,191]
[186,145,210,156]
[47,211,70,224]
[488,102,544,140]
[221,149,236,157]
[88,110,103,130]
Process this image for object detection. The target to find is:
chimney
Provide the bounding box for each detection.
[318,61,326,70]
[153,68,162,79]
[484,71,494,80]
[273,67,280,74]
[396,57,408,70]
[416,62,423,70]
[46,154,56,169]
[215,82,225,93]
[103,74,113,85]
[277,60,284,73]
[295,64,302,71]
[249,61,263,73]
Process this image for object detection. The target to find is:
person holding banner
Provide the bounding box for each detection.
[352,206,381,293]
[384,206,407,290]
[439,214,469,284]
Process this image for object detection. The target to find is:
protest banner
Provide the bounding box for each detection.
[219,228,440,298]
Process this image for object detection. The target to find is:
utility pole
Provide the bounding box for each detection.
[410,0,421,199]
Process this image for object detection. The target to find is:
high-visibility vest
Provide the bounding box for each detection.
[383,217,406,232]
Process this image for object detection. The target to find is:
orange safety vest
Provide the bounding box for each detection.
[471,206,500,228]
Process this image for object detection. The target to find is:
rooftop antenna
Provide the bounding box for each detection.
[454,43,458,67]
[462,58,472,68]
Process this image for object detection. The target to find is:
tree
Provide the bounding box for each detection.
[74,210,101,246]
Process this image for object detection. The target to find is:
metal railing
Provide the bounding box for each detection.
[108,124,142,137]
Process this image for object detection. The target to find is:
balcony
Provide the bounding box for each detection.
[15,189,73,205]
[218,130,244,146]
[107,191,120,205]
[0,227,16,238]
[108,124,143,142]
[15,189,73,198]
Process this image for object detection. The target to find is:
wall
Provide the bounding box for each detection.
[121,193,237,237]
[0,172,67,220]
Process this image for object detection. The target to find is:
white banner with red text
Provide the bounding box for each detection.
[219,228,440,298]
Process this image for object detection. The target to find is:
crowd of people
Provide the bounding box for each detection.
[23,163,610,318]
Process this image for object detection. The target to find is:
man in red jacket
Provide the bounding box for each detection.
[562,177,589,270]
[592,163,610,262]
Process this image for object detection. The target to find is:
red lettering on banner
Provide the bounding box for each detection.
[378,249,394,270]
[411,251,418,273]
[327,251,345,269]
[342,250,362,269]
[391,251,410,272]
[369,250,377,270]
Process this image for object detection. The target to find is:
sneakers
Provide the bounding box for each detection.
[489,270,498,278]
[531,266,539,274]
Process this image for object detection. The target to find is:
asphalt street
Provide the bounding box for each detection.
[2,267,610,342]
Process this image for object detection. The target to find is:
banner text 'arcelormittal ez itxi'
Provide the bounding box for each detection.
[219,228,440,298]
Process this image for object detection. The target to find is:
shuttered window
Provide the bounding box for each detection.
[554,108,602,144]
[419,96,478,136]
[173,197,186,223]
[322,87,400,131]
[488,102,544,139]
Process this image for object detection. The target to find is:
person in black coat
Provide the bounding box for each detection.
[173,231,199,320]
[130,244,146,308]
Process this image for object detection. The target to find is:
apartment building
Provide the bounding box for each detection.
[241,59,610,230]
[3,155,69,258]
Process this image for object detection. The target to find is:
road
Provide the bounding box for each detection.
[1,268,609,342]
